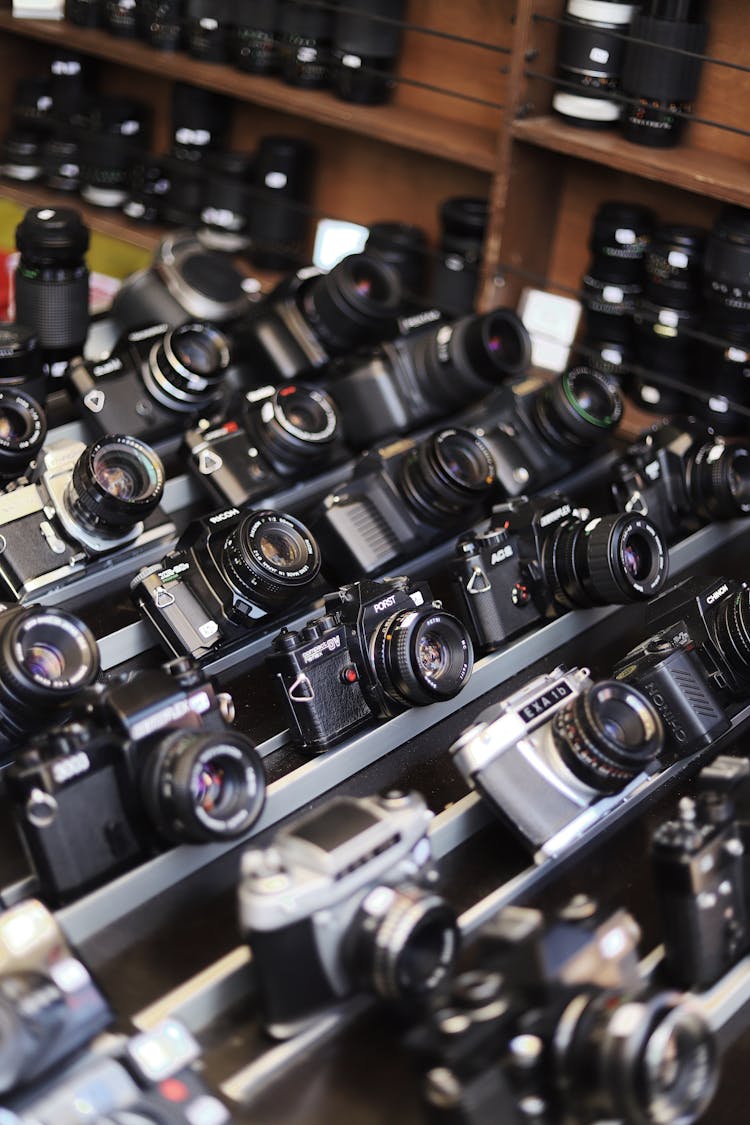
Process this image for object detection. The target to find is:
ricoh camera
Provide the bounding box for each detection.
[611,420,750,543]
[238,790,459,1038]
[449,494,669,653]
[450,666,664,856]
[131,505,322,661]
[328,307,531,448]
[613,575,750,754]
[0,434,174,602]
[3,1017,232,1124]
[0,898,111,1098]
[68,320,232,446]
[183,381,346,509]
[267,575,474,753]
[235,252,403,383]
[314,426,497,579]
[6,657,266,904]
[415,901,718,1125]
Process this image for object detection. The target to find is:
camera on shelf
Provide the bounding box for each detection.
[450,666,663,856]
[0,898,111,1098]
[267,575,474,753]
[415,900,718,1125]
[329,307,531,449]
[69,321,233,447]
[314,426,497,580]
[233,252,403,383]
[611,421,750,543]
[449,494,669,653]
[5,1017,231,1123]
[6,657,266,905]
[613,575,750,754]
[131,505,322,662]
[0,434,174,603]
[238,790,459,1038]
[183,382,346,509]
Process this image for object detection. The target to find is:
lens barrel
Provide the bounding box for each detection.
[223,509,321,609]
[280,0,335,87]
[0,389,46,480]
[332,0,406,105]
[0,606,99,717]
[303,253,402,353]
[253,383,339,471]
[535,367,623,452]
[366,221,429,298]
[372,605,473,708]
[553,0,637,127]
[246,135,316,270]
[400,428,496,525]
[687,442,750,521]
[703,206,750,326]
[142,323,231,414]
[713,588,750,688]
[233,0,281,74]
[67,434,165,533]
[433,196,489,315]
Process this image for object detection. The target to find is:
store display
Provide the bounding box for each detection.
[552,0,637,127]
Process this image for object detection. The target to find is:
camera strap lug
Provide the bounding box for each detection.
[287,673,315,703]
[153,585,176,609]
[466,567,491,595]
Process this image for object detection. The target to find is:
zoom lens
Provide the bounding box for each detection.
[400,428,496,525]
[703,205,750,326]
[553,0,637,127]
[545,511,668,609]
[143,323,230,414]
[535,367,623,452]
[644,223,705,308]
[332,0,406,106]
[141,730,266,843]
[552,680,663,793]
[713,588,750,689]
[223,509,321,610]
[0,390,46,480]
[433,196,489,315]
[0,606,99,712]
[254,383,339,471]
[632,299,698,414]
[687,442,750,521]
[349,884,458,1000]
[303,253,402,354]
[373,605,473,708]
[67,434,164,533]
[555,990,718,1124]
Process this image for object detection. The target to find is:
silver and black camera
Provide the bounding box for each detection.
[0,434,174,602]
[238,790,459,1038]
[450,666,663,856]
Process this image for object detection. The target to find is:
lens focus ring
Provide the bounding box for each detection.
[373,607,473,708]
[0,606,99,705]
[68,434,165,532]
[223,509,321,608]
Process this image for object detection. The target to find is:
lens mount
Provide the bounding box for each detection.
[141,729,266,843]
[67,434,165,533]
[143,322,230,414]
[372,606,473,708]
[304,253,402,353]
[400,428,496,524]
[255,383,339,469]
[0,606,99,705]
[688,441,750,521]
[552,681,663,794]
[536,368,623,452]
[0,389,46,477]
[223,509,321,608]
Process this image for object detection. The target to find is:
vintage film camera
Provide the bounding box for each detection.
[0,434,174,602]
[267,575,474,753]
[449,494,668,653]
[238,790,459,1038]
[3,1017,231,1123]
[131,505,322,661]
[611,420,750,543]
[613,575,750,754]
[450,666,663,857]
[415,901,718,1125]
[6,658,266,904]
[314,426,497,579]
[68,320,232,446]
[183,381,346,509]
[0,898,111,1098]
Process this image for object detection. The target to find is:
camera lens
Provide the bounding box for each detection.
[66,0,104,27]
[366,221,429,298]
[534,367,623,452]
[703,205,750,326]
[187,0,232,61]
[349,883,458,1001]
[223,509,321,609]
[280,0,335,87]
[548,511,668,608]
[332,0,406,106]
[556,990,718,1124]
[67,434,164,533]
[141,729,266,843]
[0,390,46,480]
[713,587,750,687]
[372,604,473,707]
[143,323,230,414]
[553,0,637,127]
[0,607,99,711]
[255,383,339,470]
[0,128,44,183]
[400,428,496,525]
[106,0,140,37]
[632,299,698,414]
[552,680,663,793]
[171,83,228,157]
[246,135,316,270]
[0,323,45,403]
[433,196,489,315]
[687,442,750,521]
[233,0,281,74]
[303,253,402,354]
[42,133,81,195]
[644,223,705,308]
[141,0,183,49]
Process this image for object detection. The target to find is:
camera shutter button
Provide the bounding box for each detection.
[301,624,321,642]
[274,628,298,651]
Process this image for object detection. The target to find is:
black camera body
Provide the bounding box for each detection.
[6,658,265,904]
[611,421,750,543]
[450,494,668,652]
[314,427,497,580]
[183,381,346,509]
[268,575,473,753]
[131,505,323,661]
[613,576,750,754]
[69,320,232,446]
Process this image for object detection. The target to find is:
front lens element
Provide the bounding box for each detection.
[68,434,165,532]
[536,367,623,452]
[223,509,321,609]
[373,606,473,708]
[145,322,230,414]
[689,442,750,520]
[3,607,99,703]
[0,389,46,479]
[304,252,402,353]
[258,525,308,571]
[400,428,496,525]
[255,383,339,471]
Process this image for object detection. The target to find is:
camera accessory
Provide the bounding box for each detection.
[233,0,280,73]
[280,0,335,87]
[433,196,489,315]
[80,133,134,210]
[0,129,44,183]
[158,153,207,227]
[138,322,230,415]
[553,0,637,127]
[186,0,232,61]
[366,221,429,299]
[42,132,81,195]
[304,253,403,353]
[65,434,165,538]
[0,389,46,481]
[400,427,496,522]
[534,364,623,450]
[106,0,141,37]
[632,299,699,414]
[0,323,46,403]
[250,382,339,467]
[622,0,708,147]
[199,149,255,252]
[122,156,170,224]
[171,82,228,158]
[14,206,90,378]
[12,76,53,135]
[141,0,183,48]
[703,205,750,327]
[223,509,321,605]
[332,0,406,105]
[247,135,316,269]
[66,0,104,25]
[49,51,87,118]
[583,201,654,343]
[694,320,750,435]
[644,223,706,309]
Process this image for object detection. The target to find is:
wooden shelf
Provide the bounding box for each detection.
[512,115,750,209]
[0,11,500,173]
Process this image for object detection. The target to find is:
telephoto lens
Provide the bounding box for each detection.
[199,149,255,252]
[632,300,698,414]
[644,223,706,308]
[0,389,47,482]
[186,0,233,62]
[0,323,46,404]
[49,51,87,120]
[246,136,316,269]
[233,0,281,74]
[106,0,142,37]
[622,0,709,147]
[280,0,336,88]
[583,201,654,345]
[366,221,429,300]
[66,0,104,25]
[433,196,489,316]
[332,0,405,105]
[171,83,229,160]
[553,0,638,127]
[14,207,90,380]
[142,0,184,49]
